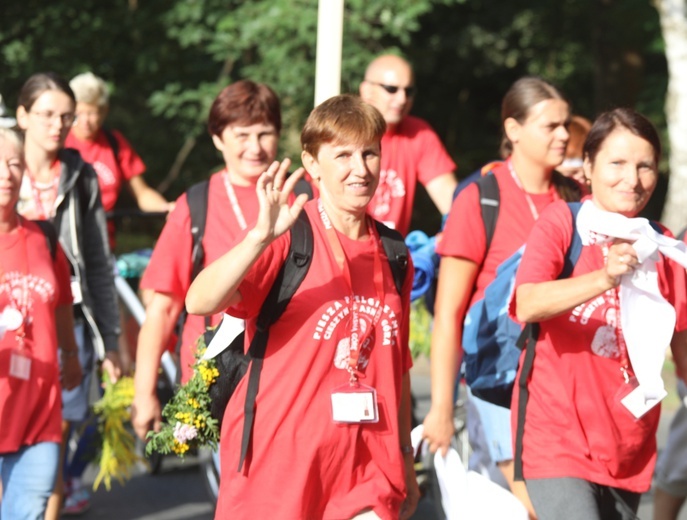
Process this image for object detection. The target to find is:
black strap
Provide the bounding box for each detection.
[175,180,211,363]
[513,322,538,481]
[374,220,409,295]
[293,178,314,200]
[238,210,314,472]
[102,128,120,161]
[32,220,58,260]
[476,173,499,252]
[608,487,641,520]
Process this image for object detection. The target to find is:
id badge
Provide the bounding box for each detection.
[616,376,666,420]
[70,277,83,305]
[10,350,31,380]
[331,382,379,424]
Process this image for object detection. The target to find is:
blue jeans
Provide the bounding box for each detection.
[0,442,60,520]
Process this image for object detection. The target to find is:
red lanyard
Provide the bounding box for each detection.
[507,159,559,222]
[317,199,386,381]
[222,171,247,231]
[613,286,632,383]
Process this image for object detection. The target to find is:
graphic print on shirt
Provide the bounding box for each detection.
[92,161,117,187]
[312,295,400,372]
[569,290,620,359]
[371,169,406,222]
[0,271,56,327]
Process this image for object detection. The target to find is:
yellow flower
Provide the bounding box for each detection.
[172,440,190,455]
[198,364,220,386]
[187,398,200,409]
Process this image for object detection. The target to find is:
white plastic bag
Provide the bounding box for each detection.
[412,425,528,520]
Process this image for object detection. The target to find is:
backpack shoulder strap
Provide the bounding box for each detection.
[102,128,120,161]
[476,173,500,252]
[293,178,314,200]
[186,180,210,281]
[174,180,211,361]
[374,220,409,295]
[238,210,314,471]
[561,202,583,279]
[32,219,58,260]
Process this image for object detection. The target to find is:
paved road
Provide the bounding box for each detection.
[75,360,686,519]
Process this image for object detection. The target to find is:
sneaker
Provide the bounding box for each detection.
[62,487,91,516]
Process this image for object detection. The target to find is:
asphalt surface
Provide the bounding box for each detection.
[72,359,686,520]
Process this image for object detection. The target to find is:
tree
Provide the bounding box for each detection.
[656,0,687,232]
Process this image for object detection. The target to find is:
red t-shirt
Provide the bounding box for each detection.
[217,201,413,520]
[511,200,687,492]
[65,129,145,212]
[367,116,456,237]
[0,220,72,453]
[140,171,260,382]
[437,162,560,307]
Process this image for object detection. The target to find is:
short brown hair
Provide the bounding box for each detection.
[301,94,386,157]
[583,108,661,165]
[207,80,281,137]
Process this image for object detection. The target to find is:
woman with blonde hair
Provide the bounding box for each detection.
[0,126,81,519]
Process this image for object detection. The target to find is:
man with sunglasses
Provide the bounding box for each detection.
[360,54,457,236]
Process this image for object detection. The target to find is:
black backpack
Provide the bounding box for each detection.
[181,179,409,472]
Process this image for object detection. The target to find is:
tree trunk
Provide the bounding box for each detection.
[657,0,687,233]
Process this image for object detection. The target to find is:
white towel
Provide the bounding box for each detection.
[576,201,687,401]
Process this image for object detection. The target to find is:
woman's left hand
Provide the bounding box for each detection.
[400,452,420,520]
[61,354,83,390]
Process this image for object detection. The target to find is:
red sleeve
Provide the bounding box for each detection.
[509,201,573,319]
[514,201,573,287]
[228,234,291,319]
[139,194,192,298]
[414,121,457,186]
[112,130,146,180]
[54,244,73,306]
[661,230,687,332]
[435,182,486,264]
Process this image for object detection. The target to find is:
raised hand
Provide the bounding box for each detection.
[250,159,310,245]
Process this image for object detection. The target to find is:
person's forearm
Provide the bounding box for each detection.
[429,314,460,416]
[398,372,413,447]
[134,303,178,398]
[136,187,170,213]
[55,304,78,353]
[186,230,269,316]
[516,269,615,323]
[671,330,687,384]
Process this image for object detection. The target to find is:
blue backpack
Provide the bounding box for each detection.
[462,173,583,409]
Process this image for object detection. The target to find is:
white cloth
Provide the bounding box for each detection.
[201,313,245,360]
[411,425,528,520]
[576,201,687,400]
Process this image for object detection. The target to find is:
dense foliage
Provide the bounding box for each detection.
[0,0,668,228]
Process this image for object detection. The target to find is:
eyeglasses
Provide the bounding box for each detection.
[365,80,416,98]
[29,110,75,127]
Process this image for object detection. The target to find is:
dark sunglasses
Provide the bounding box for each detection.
[366,80,416,97]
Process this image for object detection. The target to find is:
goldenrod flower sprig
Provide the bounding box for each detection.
[92,376,144,491]
[146,338,220,458]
